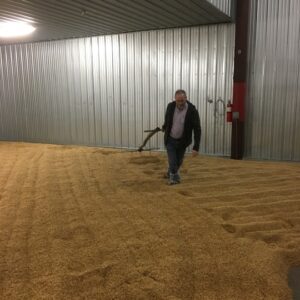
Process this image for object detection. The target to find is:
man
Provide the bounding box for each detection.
[162,89,201,185]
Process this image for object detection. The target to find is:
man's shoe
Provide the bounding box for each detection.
[173,172,181,183]
[168,173,180,185]
[168,179,179,185]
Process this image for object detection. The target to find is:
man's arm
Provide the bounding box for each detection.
[192,109,201,152]
[162,103,170,132]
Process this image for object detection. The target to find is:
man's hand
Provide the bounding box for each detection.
[192,150,198,157]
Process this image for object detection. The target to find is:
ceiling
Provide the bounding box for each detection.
[0,0,232,45]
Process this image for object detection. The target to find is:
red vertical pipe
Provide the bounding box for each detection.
[231,0,250,159]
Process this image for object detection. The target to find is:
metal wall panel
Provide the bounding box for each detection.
[207,0,234,17]
[246,0,300,161]
[0,24,235,155]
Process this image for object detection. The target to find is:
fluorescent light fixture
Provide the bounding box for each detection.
[0,21,36,38]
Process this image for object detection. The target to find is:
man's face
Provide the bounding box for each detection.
[175,93,187,110]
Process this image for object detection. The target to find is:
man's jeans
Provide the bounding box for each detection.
[166,136,186,178]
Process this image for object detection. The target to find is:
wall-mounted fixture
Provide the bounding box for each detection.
[0,21,36,38]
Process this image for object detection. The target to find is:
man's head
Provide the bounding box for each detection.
[175,89,187,110]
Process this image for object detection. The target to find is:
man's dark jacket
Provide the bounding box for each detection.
[162,101,201,151]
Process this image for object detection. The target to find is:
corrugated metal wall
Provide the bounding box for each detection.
[0,24,235,155]
[245,0,300,161]
[207,0,234,17]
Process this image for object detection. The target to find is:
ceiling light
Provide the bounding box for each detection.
[0,21,36,38]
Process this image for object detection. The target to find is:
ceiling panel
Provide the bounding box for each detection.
[0,0,232,45]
